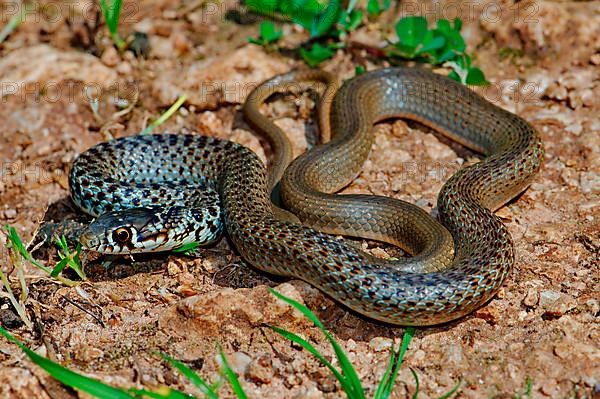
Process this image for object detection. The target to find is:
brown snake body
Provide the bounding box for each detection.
[73,67,544,325]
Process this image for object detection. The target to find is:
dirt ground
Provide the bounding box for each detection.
[0,1,598,398]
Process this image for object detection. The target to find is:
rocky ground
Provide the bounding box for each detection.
[0,1,598,398]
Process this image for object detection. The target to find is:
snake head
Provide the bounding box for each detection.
[79,206,222,254]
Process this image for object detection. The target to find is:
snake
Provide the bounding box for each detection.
[69,67,544,326]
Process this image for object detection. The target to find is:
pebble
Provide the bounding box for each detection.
[540,291,577,318]
[245,354,273,384]
[368,337,393,352]
[539,290,562,307]
[523,288,539,307]
[116,61,132,75]
[227,351,252,375]
[473,306,500,324]
[2,209,17,219]
[101,46,120,67]
[579,171,599,193]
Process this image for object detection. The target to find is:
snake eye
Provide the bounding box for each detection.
[113,227,131,244]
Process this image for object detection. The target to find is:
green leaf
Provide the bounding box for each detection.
[367,0,391,16]
[4,225,49,272]
[269,326,345,382]
[300,43,334,67]
[447,70,461,83]
[0,327,137,399]
[338,9,363,32]
[395,16,428,48]
[314,0,342,37]
[140,94,187,135]
[435,19,465,53]
[453,18,462,32]
[355,65,365,75]
[246,0,279,13]
[171,242,200,254]
[129,387,194,399]
[279,0,306,14]
[367,0,381,16]
[465,67,488,85]
[418,30,446,54]
[259,20,282,43]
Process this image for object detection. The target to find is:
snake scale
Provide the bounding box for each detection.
[70,68,544,325]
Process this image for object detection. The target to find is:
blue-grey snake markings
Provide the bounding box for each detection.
[70,68,544,325]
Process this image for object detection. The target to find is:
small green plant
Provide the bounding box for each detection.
[248,21,283,47]
[54,235,86,280]
[515,377,533,399]
[389,16,487,85]
[366,0,391,17]
[246,0,360,66]
[245,1,487,85]
[3,225,80,286]
[100,0,126,50]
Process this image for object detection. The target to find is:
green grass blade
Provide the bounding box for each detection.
[380,327,415,397]
[130,387,197,399]
[269,289,325,329]
[269,289,364,398]
[323,332,364,398]
[0,326,137,399]
[130,387,195,399]
[373,345,398,399]
[435,379,462,399]
[269,326,345,382]
[140,95,187,135]
[4,225,50,273]
[0,268,33,329]
[410,368,420,399]
[0,5,24,44]
[217,345,247,399]
[158,353,218,399]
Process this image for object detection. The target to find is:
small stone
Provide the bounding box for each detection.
[445,343,466,366]
[2,209,17,219]
[173,32,191,54]
[539,290,561,307]
[228,352,252,375]
[564,122,582,135]
[369,337,393,352]
[245,354,273,384]
[473,305,500,324]
[540,291,576,318]
[580,171,599,193]
[116,61,132,75]
[101,46,120,67]
[177,285,198,297]
[346,339,356,351]
[495,207,513,221]
[523,288,539,307]
[553,342,571,359]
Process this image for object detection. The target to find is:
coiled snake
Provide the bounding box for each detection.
[70,68,544,325]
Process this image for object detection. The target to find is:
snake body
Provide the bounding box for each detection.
[70,67,543,325]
